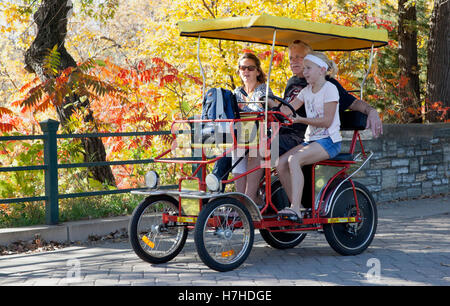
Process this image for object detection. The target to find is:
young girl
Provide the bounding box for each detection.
[277,51,341,222]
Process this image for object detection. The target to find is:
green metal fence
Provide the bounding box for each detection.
[0,119,188,225]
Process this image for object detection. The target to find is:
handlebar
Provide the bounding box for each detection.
[268,110,293,126]
[269,95,297,118]
[260,94,297,117]
[259,94,297,125]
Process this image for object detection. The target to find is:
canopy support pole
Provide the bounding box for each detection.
[264,30,277,126]
[360,44,374,100]
[265,30,277,123]
[260,30,277,172]
[197,35,206,102]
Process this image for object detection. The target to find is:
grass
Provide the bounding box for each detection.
[0,193,144,228]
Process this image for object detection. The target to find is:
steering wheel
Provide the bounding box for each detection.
[260,95,297,117]
[259,95,297,124]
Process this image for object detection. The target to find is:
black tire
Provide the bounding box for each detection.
[259,229,307,249]
[323,181,377,256]
[128,195,188,264]
[194,197,254,272]
[259,179,307,249]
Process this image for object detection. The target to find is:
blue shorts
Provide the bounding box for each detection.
[302,137,341,159]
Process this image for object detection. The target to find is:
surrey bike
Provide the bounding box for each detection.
[128,14,388,272]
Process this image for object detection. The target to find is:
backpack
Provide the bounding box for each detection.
[199,88,240,144]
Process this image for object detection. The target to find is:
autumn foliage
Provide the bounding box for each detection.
[1,44,204,193]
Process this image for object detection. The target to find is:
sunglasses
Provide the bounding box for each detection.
[239,65,257,71]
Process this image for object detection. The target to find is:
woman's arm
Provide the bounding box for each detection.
[291,101,338,128]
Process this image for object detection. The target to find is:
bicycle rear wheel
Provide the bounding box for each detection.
[323,181,377,255]
[259,179,306,249]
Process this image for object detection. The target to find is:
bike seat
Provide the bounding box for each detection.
[340,111,367,131]
[328,153,354,161]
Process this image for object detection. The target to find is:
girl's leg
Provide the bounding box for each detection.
[287,142,330,216]
[245,156,264,205]
[234,175,246,193]
[275,144,305,203]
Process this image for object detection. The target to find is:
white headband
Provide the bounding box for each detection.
[304,54,329,69]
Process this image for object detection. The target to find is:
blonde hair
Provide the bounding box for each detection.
[306,51,338,78]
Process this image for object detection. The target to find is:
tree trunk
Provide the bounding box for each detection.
[24,0,116,186]
[398,0,422,123]
[426,0,450,122]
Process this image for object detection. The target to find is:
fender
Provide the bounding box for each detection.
[204,192,263,222]
[315,177,346,217]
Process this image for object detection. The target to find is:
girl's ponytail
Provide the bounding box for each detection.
[307,51,338,78]
[326,59,338,78]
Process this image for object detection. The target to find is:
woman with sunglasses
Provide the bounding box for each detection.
[235,52,275,112]
[232,53,276,194]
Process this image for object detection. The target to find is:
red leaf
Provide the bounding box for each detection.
[159,75,178,87]
[0,122,15,133]
[137,60,146,71]
[118,69,130,80]
[0,107,13,116]
[257,51,271,60]
[398,75,410,89]
[19,77,40,93]
[273,51,285,66]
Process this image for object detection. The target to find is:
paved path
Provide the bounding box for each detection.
[1,197,449,286]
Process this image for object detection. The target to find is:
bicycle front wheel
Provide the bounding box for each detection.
[194,197,254,272]
[129,195,188,264]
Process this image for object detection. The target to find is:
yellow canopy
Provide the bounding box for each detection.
[178,14,388,51]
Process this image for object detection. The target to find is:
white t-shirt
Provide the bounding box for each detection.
[297,81,342,143]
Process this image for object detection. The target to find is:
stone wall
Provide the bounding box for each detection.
[340,123,450,203]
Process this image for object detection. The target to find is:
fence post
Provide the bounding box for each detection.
[40,119,60,225]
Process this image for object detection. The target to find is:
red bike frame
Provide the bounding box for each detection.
[155,113,366,232]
